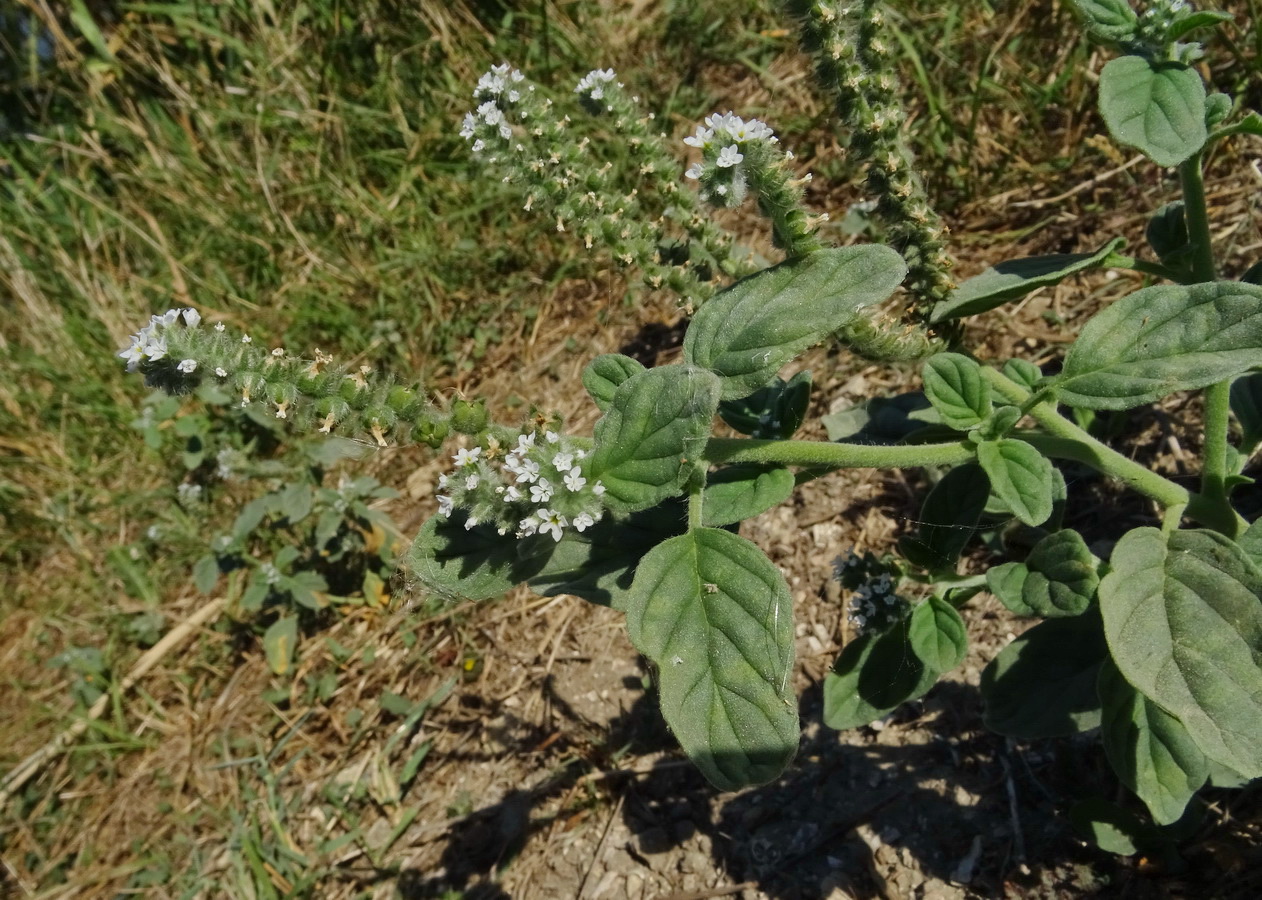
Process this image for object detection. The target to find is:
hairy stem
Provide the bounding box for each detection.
[704,437,974,470]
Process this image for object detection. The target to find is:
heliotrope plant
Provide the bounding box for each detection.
[121,0,1261,849]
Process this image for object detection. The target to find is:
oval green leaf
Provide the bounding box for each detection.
[1098,56,1207,167]
[1098,658,1209,826]
[823,619,938,731]
[908,597,968,673]
[625,528,798,790]
[1019,529,1099,617]
[588,365,721,513]
[684,246,907,400]
[408,512,545,601]
[1056,282,1262,410]
[263,615,299,676]
[898,463,990,573]
[976,439,1055,527]
[922,353,993,430]
[1099,528,1262,779]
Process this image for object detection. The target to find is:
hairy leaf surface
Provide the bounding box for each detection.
[684,246,907,400]
[823,620,938,731]
[589,365,720,513]
[702,466,796,528]
[1099,528,1262,778]
[625,528,798,790]
[986,529,1098,617]
[1099,659,1209,825]
[976,439,1055,526]
[1056,282,1262,410]
[582,353,646,412]
[922,353,993,430]
[899,463,990,573]
[908,597,968,673]
[1099,56,1207,167]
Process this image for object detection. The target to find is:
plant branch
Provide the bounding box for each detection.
[704,437,974,470]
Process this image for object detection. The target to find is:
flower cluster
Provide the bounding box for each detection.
[683,112,778,208]
[435,431,608,542]
[118,308,456,448]
[833,548,909,633]
[118,308,203,373]
[458,63,743,310]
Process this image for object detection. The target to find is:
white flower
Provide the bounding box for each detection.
[685,163,703,180]
[464,515,479,531]
[460,113,477,140]
[438,495,454,516]
[158,309,181,327]
[517,515,539,537]
[684,126,714,149]
[514,458,540,483]
[118,342,145,372]
[515,433,536,453]
[563,467,586,492]
[145,335,169,361]
[214,322,225,332]
[271,347,284,358]
[545,431,559,443]
[537,508,567,542]
[465,473,480,490]
[592,481,606,496]
[241,335,252,344]
[181,309,201,328]
[437,474,449,490]
[530,478,554,504]
[573,512,595,532]
[176,358,198,374]
[215,367,228,378]
[716,144,744,168]
[551,452,574,471]
[454,447,482,468]
[503,485,522,503]
[576,68,617,100]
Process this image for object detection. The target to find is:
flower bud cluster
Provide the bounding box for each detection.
[1137,0,1203,62]
[435,431,608,542]
[460,63,742,310]
[683,112,825,258]
[833,547,909,633]
[118,308,455,448]
[783,0,956,354]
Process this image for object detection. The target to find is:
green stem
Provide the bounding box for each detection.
[984,367,1243,535]
[1180,153,1236,527]
[703,437,974,471]
[1103,253,1185,283]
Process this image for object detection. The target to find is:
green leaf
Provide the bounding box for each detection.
[1165,10,1233,42]
[986,529,1099,618]
[1146,202,1191,266]
[976,439,1054,526]
[981,612,1107,738]
[278,483,314,525]
[684,246,907,400]
[1238,518,1262,568]
[898,463,990,573]
[1204,92,1232,128]
[525,501,687,610]
[717,371,811,439]
[922,353,993,430]
[193,554,221,595]
[240,574,270,613]
[624,528,798,790]
[233,496,274,539]
[1069,798,1144,856]
[408,512,546,601]
[1055,281,1262,410]
[701,466,796,528]
[972,405,1022,442]
[908,597,968,673]
[1099,528,1262,778]
[1002,359,1043,392]
[1068,0,1139,41]
[284,571,328,610]
[823,619,938,730]
[931,239,1124,323]
[263,616,299,676]
[1230,372,1262,449]
[1098,659,1209,825]
[1098,56,1207,167]
[582,354,646,412]
[588,365,720,513]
